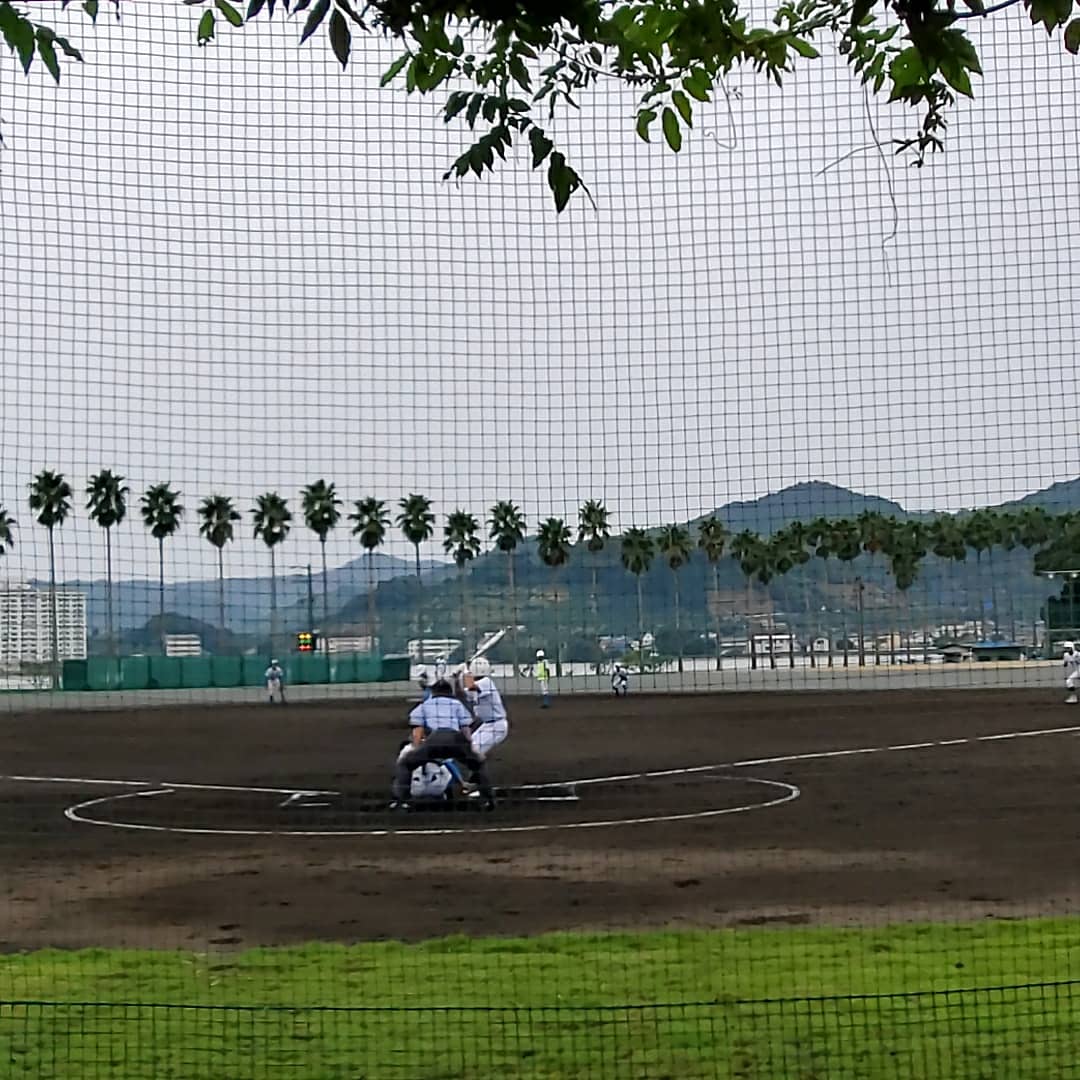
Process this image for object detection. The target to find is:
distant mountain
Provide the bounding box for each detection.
[694,481,908,535]
[64,552,448,635]
[999,477,1080,514]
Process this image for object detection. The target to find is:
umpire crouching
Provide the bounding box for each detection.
[391,679,496,810]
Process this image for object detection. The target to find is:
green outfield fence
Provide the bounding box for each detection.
[58,654,409,692]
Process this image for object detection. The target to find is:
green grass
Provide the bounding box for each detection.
[2,919,1078,1078]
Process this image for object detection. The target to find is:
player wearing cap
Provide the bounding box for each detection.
[1063,641,1080,704]
[463,657,509,759]
[264,659,286,705]
[611,662,629,697]
[534,649,551,708]
[391,679,495,810]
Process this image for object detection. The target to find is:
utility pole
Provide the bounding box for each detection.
[305,563,315,637]
[856,575,866,668]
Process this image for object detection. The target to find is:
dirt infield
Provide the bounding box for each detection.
[1,688,1077,951]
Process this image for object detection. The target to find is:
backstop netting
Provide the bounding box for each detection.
[0,2,1077,1077]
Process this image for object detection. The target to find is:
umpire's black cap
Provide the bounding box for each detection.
[431,678,454,697]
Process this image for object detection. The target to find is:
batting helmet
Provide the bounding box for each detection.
[1065,641,1076,652]
[536,649,545,659]
[470,657,492,678]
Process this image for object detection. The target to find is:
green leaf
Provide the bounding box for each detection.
[216,0,244,25]
[328,9,349,67]
[465,93,483,127]
[529,127,553,167]
[671,90,692,127]
[1028,0,1072,32]
[1066,17,1080,53]
[36,33,59,81]
[789,36,819,59]
[246,0,267,18]
[197,8,216,44]
[299,0,330,44]
[940,59,972,97]
[661,106,682,152]
[683,69,711,102]
[635,108,656,141]
[509,55,531,91]
[380,53,408,87]
[3,11,35,73]
[443,91,470,120]
[83,0,100,20]
[547,151,580,212]
[889,47,926,92]
[941,28,981,74]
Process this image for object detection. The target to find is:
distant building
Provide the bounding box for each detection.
[165,634,202,657]
[0,583,87,667]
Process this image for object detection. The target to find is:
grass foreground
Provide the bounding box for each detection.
[1,918,1078,1078]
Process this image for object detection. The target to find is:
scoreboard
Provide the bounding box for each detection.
[296,631,318,653]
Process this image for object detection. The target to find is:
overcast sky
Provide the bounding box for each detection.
[0,2,1077,584]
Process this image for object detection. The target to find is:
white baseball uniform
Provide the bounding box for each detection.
[468,675,509,758]
[264,665,285,702]
[397,743,454,798]
[1064,650,1080,690]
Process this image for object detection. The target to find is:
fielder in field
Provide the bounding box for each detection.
[264,659,286,705]
[391,679,495,810]
[463,657,509,759]
[1063,641,1079,704]
[611,662,629,697]
[534,649,552,708]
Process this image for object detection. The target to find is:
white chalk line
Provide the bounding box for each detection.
[9,721,1078,839]
[526,723,1080,788]
[61,777,801,837]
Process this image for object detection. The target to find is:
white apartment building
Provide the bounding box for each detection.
[0,584,88,667]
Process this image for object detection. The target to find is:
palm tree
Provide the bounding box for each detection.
[489,500,526,671]
[697,516,728,670]
[198,495,241,638]
[887,520,927,661]
[396,493,435,647]
[577,499,611,620]
[619,526,654,665]
[537,516,572,676]
[656,523,693,672]
[301,479,342,629]
[350,497,390,649]
[141,483,184,652]
[29,470,72,687]
[771,523,812,668]
[252,492,292,651]
[963,508,1002,639]
[86,470,128,656]
[729,529,767,669]
[0,508,15,555]
[443,509,481,660]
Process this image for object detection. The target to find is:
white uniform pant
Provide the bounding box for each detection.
[471,719,509,759]
[1067,672,1079,691]
[266,678,285,701]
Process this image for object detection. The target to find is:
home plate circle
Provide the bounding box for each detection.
[62,772,800,837]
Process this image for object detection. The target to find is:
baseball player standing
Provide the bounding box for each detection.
[1063,641,1079,704]
[534,649,551,708]
[463,657,509,759]
[391,679,495,810]
[264,659,286,705]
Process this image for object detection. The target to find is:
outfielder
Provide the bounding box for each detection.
[1064,641,1079,704]
[463,657,509,759]
[611,662,629,697]
[264,659,286,705]
[391,679,495,810]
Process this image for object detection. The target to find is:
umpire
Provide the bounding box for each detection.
[391,679,496,810]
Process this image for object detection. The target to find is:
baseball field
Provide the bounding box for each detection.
[1,686,1078,1077]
